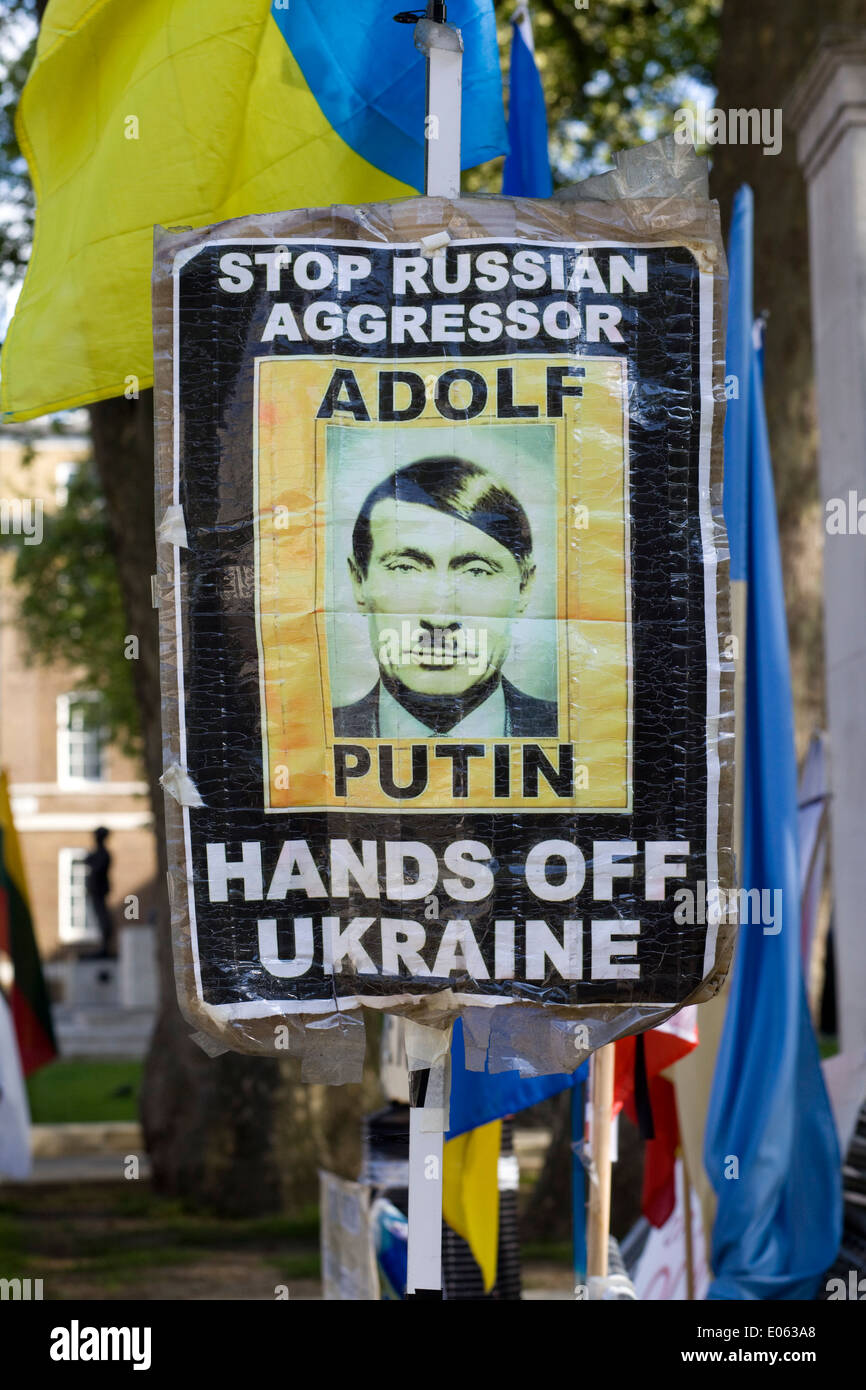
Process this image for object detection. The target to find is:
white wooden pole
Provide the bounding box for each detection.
[407,1105,445,1294]
[404,1020,452,1298]
[401,2,463,1299]
[413,5,463,197]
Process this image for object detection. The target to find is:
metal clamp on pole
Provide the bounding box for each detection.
[395,2,463,198]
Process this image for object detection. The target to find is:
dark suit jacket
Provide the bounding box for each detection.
[333,676,558,738]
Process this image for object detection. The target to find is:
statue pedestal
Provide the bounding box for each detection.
[119,925,158,1009]
[66,956,119,1007]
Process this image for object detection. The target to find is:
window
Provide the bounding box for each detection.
[58,849,100,945]
[57,693,107,785]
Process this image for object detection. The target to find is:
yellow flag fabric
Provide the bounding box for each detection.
[2,0,411,422]
[0,769,28,903]
[443,1118,501,1292]
[0,768,57,1072]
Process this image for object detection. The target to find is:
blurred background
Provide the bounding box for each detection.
[0,0,860,1301]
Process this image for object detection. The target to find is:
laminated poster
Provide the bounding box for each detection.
[153,196,734,1055]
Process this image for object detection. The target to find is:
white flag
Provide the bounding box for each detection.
[0,990,31,1179]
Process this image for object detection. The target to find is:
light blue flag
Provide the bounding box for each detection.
[275,1,508,192]
[704,186,842,1300]
[501,4,552,197]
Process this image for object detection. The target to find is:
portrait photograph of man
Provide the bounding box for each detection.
[327,426,560,741]
[255,355,631,812]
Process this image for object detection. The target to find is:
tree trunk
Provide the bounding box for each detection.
[89,391,367,1215]
[522,1092,573,1243]
[521,1092,644,1245]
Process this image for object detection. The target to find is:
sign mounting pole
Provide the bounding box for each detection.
[396,1,463,198]
[393,6,463,1299]
[406,1057,447,1297]
[404,1020,453,1300]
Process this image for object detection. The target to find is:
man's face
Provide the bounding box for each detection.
[349,497,533,696]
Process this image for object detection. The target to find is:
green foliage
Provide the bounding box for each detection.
[469,0,721,189]
[520,1239,574,1265]
[7,461,141,752]
[0,0,37,281]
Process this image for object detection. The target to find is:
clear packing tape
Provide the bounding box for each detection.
[152,136,735,1084]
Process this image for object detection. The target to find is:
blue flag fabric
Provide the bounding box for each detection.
[501,7,552,198]
[721,191,752,584]
[447,1018,585,1139]
[274,1,507,192]
[704,186,842,1300]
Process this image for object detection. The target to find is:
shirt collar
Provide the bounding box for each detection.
[377,679,506,738]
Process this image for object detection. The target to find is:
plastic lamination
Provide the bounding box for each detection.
[152,142,734,1080]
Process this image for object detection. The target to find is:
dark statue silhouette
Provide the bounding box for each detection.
[84,826,114,958]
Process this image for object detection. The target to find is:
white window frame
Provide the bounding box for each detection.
[54,461,80,508]
[58,848,100,946]
[56,692,108,788]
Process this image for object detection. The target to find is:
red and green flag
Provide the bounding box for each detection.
[0,769,56,1073]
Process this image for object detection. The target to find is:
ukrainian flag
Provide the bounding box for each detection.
[2,0,506,422]
[443,1119,502,1293]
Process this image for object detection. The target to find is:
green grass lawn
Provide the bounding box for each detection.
[0,1184,323,1299]
[26,1060,143,1124]
[0,1181,571,1299]
[817,1033,839,1061]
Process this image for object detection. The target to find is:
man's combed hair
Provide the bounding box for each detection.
[352,456,534,578]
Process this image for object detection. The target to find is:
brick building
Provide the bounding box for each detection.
[0,413,157,966]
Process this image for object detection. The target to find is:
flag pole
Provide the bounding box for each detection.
[397,0,463,1300]
[571,1078,587,1287]
[682,1154,696,1299]
[586,1043,615,1288]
